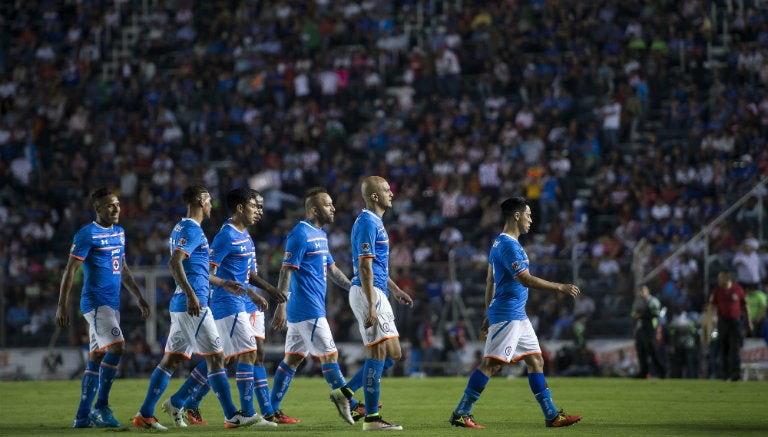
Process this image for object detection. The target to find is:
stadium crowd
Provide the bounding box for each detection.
[1,0,767,378]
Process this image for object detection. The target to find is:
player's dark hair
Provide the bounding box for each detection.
[182,184,209,205]
[90,187,114,206]
[226,188,259,211]
[304,187,328,209]
[500,196,528,220]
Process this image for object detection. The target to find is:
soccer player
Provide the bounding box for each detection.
[269,187,358,425]
[449,196,582,429]
[132,185,262,430]
[56,188,150,428]
[159,188,280,428]
[349,176,413,431]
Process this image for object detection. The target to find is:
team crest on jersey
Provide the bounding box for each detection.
[284,252,292,260]
[511,261,520,271]
[179,238,186,246]
[382,323,390,332]
[111,327,121,337]
[215,337,222,348]
[362,243,370,252]
[504,346,512,357]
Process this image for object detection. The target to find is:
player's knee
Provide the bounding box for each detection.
[389,350,402,361]
[108,342,125,355]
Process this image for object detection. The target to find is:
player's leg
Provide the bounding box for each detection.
[73,347,102,428]
[270,352,304,412]
[349,285,403,430]
[235,351,258,416]
[133,352,184,430]
[91,308,125,417]
[168,358,208,425]
[307,317,354,424]
[519,320,581,428]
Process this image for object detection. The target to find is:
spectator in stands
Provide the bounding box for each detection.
[733,238,764,290]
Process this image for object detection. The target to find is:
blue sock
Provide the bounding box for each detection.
[173,360,207,409]
[139,365,173,418]
[253,366,274,416]
[270,361,296,412]
[94,352,121,409]
[455,369,489,415]
[349,356,394,393]
[363,358,384,416]
[529,373,557,420]
[208,368,238,419]
[76,361,99,419]
[321,362,346,390]
[236,363,256,416]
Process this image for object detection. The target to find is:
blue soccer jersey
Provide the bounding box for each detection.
[168,218,211,311]
[282,220,335,323]
[486,233,530,324]
[209,221,254,319]
[70,222,126,313]
[350,209,389,294]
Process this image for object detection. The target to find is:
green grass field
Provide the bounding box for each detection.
[0,376,765,436]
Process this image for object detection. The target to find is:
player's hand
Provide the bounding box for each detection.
[137,297,150,320]
[480,317,489,341]
[561,283,580,298]
[265,287,287,304]
[364,306,378,329]
[187,295,202,317]
[394,290,413,307]
[250,293,269,312]
[223,280,246,296]
[55,305,68,328]
[272,310,287,331]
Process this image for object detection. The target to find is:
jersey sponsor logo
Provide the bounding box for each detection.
[361,243,370,252]
[111,327,121,337]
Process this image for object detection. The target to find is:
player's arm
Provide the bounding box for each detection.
[169,249,202,316]
[249,270,285,303]
[328,264,351,291]
[56,256,83,328]
[481,263,495,338]
[517,270,580,297]
[387,277,413,306]
[272,265,294,330]
[121,260,150,320]
[207,264,245,296]
[245,284,269,312]
[359,256,377,328]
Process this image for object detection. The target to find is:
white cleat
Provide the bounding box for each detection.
[161,398,187,427]
[330,388,355,424]
[132,413,169,431]
[362,417,403,431]
[224,411,277,429]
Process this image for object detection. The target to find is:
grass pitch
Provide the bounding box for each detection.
[0,376,765,436]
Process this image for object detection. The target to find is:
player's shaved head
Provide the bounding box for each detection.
[361,176,386,198]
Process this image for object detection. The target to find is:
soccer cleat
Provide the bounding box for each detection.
[362,416,403,431]
[545,410,582,428]
[449,412,485,428]
[224,411,277,429]
[72,417,92,428]
[266,410,300,424]
[185,408,208,425]
[89,406,121,427]
[161,398,187,427]
[352,402,383,422]
[330,388,355,424]
[133,413,168,430]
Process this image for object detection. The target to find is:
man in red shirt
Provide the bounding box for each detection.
[706,271,753,381]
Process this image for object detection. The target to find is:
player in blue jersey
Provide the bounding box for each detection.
[449,196,582,429]
[56,188,150,429]
[158,188,280,428]
[133,185,263,430]
[268,187,359,425]
[348,176,413,431]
